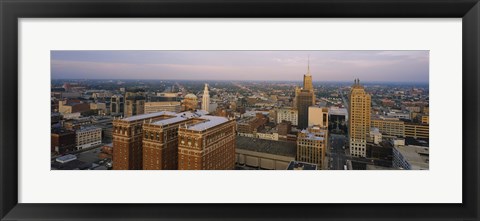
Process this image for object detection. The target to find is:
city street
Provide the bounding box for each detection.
[328,134,348,170]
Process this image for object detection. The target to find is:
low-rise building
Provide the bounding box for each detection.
[236,136,296,170]
[404,123,429,139]
[76,126,102,150]
[144,101,182,113]
[392,145,429,170]
[51,128,76,154]
[371,117,405,137]
[277,108,298,126]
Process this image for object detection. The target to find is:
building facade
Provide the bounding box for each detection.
[124,93,145,117]
[142,112,193,170]
[308,106,328,127]
[112,112,176,170]
[276,108,298,126]
[76,126,102,150]
[144,101,182,114]
[371,118,405,137]
[202,83,210,112]
[51,128,76,154]
[348,78,371,157]
[297,126,328,168]
[178,116,236,170]
[294,60,315,129]
[236,136,296,170]
[110,94,124,115]
[404,123,429,139]
[392,145,429,170]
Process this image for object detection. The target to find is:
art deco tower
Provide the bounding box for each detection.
[295,58,316,129]
[202,83,210,112]
[348,78,371,158]
[303,59,313,91]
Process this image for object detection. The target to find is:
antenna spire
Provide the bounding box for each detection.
[307,55,310,74]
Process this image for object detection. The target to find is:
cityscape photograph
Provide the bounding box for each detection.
[50,51,429,170]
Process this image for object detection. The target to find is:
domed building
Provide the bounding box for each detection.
[183,93,198,111]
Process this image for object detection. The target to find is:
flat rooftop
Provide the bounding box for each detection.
[121,111,177,122]
[287,161,317,170]
[187,115,229,131]
[77,126,101,132]
[395,145,429,170]
[236,136,296,158]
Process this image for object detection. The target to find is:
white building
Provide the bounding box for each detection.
[202,83,210,113]
[369,127,382,144]
[277,108,298,126]
[76,126,102,150]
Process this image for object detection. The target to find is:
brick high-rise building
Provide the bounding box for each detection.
[178,115,236,170]
[348,78,371,158]
[142,112,198,170]
[112,111,178,170]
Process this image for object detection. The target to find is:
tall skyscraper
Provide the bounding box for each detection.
[202,83,210,113]
[142,112,195,170]
[348,78,371,158]
[112,112,175,170]
[295,58,316,129]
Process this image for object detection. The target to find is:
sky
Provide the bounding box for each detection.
[51,51,429,83]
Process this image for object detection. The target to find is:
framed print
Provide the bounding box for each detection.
[1,0,479,220]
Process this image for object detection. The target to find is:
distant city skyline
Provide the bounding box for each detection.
[51,51,429,83]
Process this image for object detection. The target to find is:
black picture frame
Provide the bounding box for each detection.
[1,0,479,220]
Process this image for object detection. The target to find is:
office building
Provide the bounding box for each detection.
[58,99,90,114]
[404,123,429,139]
[348,78,371,157]
[308,106,328,127]
[124,92,145,117]
[110,94,124,114]
[294,59,315,129]
[297,126,328,168]
[236,136,296,170]
[142,112,197,170]
[277,108,298,126]
[393,145,429,170]
[144,101,182,114]
[76,126,102,150]
[237,113,268,135]
[112,112,178,170]
[51,128,76,154]
[178,115,236,170]
[371,117,405,137]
